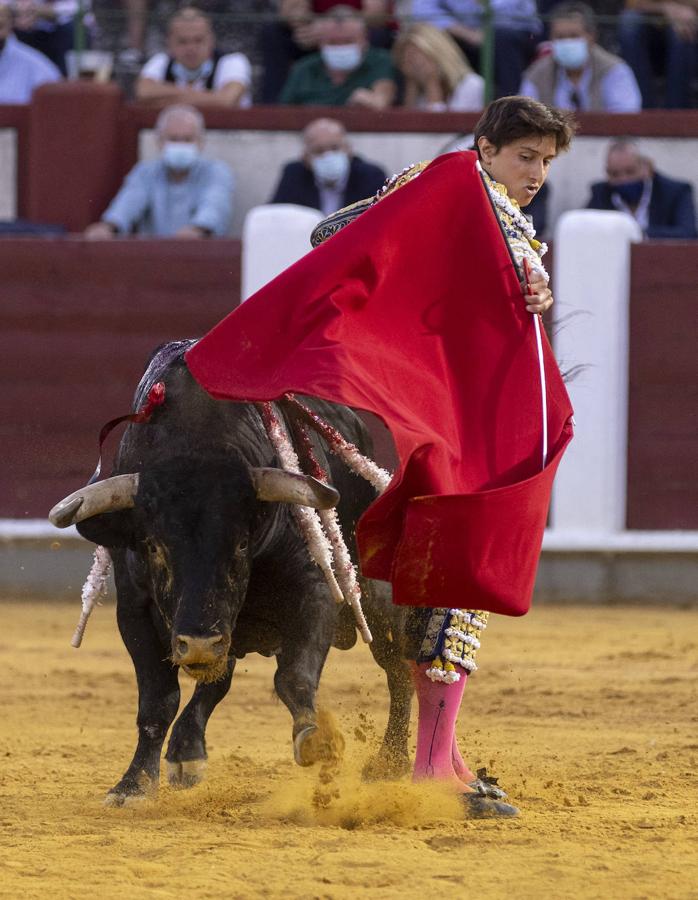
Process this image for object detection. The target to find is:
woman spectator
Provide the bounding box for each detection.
[393,23,484,111]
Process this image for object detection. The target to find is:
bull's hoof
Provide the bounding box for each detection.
[293,713,345,767]
[104,774,156,807]
[166,758,207,789]
[462,792,519,819]
[293,724,320,767]
[362,749,411,782]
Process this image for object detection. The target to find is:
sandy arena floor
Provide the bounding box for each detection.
[1,599,697,899]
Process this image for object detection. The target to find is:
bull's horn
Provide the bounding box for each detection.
[251,468,339,509]
[49,474,140,528]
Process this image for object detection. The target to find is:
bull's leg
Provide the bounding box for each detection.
[106,597,180,806]
[362,606,413,780]
[273,604,336,767]
[165,658,235,788]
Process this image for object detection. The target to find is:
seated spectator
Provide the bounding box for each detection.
[13,0,91,76]
[135,7,252,108]
[279,5,396,107]
[618,0,697,108]
[587,139,697,239]
[260,0,395,103]
[84,105,233,239]
[393,22,484,111]
[0,1,61,103]
[519,1,642,112]
[410,0,541,97]
[270,116,387,214]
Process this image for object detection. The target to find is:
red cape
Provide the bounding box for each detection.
[186,152,573,616]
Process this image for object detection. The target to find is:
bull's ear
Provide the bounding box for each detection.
[76,510,141,550]
[250,467,340,509]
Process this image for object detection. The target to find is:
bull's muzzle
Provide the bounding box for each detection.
[173,634,229,668]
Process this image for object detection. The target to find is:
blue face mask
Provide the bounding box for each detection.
[552,37,589,70]
[311,150,350,185]
[320,43,363,72]
[171,59,213,84]
[612,179,645,206]
[162,141,200,171]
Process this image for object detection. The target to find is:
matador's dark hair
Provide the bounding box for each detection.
[473,96,578,157]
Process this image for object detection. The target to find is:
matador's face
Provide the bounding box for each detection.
[478,135,557,208]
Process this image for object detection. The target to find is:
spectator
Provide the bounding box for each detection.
[270,116,387,214]
[279,5,396,107]
[410,0,541,97]
[84,105,234,239]
[587,139,697,238]
[119,0,148,68]
[519,1,642,112]
[393,22,484,111]
[13,0,91,76]
[0,1,60,103]
[618,0,697,108]
[135,7,252,108]
[260,0,395,103]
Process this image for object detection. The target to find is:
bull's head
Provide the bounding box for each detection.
[49,458,338,682]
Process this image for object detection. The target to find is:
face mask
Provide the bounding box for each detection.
[172,59,213,84]
[552,37,589,70]
[311,150,350,185]
[612,179,645,206]
[320,43,363,72]
[162,141,200,171]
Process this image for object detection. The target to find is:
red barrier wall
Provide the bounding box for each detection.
[26,83,124,231]
[627,244,698,529]
[1,238,696,528]
[1,239,241,518]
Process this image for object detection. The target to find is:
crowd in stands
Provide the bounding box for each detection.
[0,0,696,239]
[0,0,697,110]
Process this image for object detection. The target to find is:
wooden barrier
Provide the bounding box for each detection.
[627,243,698,529]
[1,239,241,518]
[0,236,696,529]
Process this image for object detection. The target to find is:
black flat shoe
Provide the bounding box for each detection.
[467,777,508,801]
[462,792,520,818]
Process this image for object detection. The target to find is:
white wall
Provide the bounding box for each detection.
[0,128,17,220]
[140,128,471,237]
[139,128,698,238]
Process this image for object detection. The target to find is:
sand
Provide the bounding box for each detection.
[1,599,697,899]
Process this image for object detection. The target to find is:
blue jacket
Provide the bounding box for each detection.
[587,172,697,239]
[270,156,387,211]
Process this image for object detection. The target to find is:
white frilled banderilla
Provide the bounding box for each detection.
[259,397,392,645]
[72,544,112,648]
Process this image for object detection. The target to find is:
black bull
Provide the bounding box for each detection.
[52,343,414,804]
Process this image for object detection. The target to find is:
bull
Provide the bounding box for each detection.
[50,341,413,805]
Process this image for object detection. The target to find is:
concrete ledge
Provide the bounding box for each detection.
[2,521,697,603]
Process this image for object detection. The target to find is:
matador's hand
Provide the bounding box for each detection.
[525,274,553,315]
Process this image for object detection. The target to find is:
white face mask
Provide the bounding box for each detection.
[162,141,200,171]
[172,59,213,84]
[552,37,589,70]
[320,43,363,72]
[311,150,350,185]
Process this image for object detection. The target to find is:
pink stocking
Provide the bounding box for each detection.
[451,734,476,784]
[410,661,469,790]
